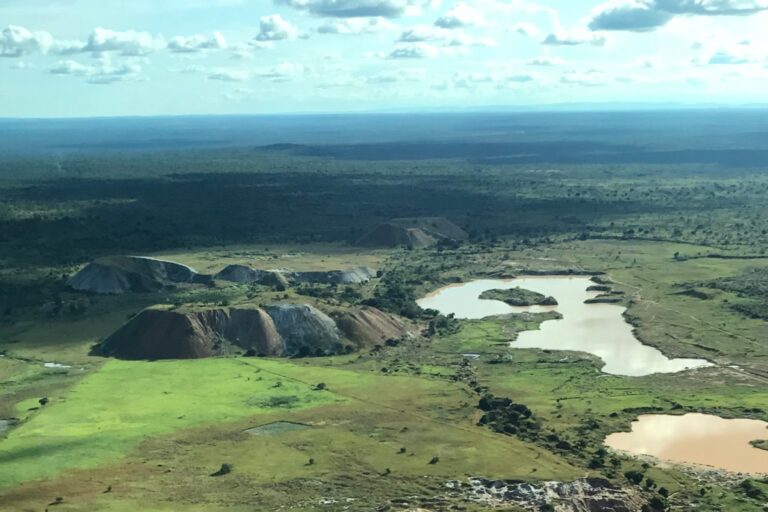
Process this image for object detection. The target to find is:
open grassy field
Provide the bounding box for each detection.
[0,358,343,487]
[1,355,577,511]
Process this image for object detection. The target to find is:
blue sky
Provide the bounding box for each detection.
[2,0,768,117]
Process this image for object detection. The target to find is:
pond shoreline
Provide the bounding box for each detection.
[417,276,712,377]
[605,413,768,475]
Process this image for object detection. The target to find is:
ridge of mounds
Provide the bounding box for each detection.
[68,255,377,295]
[291,267,376,285]
[356,217,468,249]
[99,304,408,360]
[214,265,291,288]
[67,256,210,295]
[100,305,283,359]
[214,265,375,286]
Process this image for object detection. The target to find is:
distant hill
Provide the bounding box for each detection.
[357,217,468,248]
[69,257,377,295]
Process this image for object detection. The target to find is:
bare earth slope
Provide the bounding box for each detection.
[100,306,283,359]
[100,304,403,360]
[214,264,375,286]
[263,304,343,356]
[334,306,408,348]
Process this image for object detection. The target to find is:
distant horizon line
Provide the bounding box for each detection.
[3,102,768,121]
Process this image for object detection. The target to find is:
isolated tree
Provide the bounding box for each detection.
[624,470,644,486]
[210,463,232,477]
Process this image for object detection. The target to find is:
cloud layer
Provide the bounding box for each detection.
[589,0,768,32]
[84,28,158,56]
[168,32,227,53]
[3,0,768,111]
[256,14,300,41]
[50,57,141,84]
[275,0,426,18]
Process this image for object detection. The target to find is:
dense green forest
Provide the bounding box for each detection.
[3,148,768,269]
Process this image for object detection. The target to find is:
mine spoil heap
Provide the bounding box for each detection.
[68,256,207,294]
[101,304,407,360]
[357,217,468,248]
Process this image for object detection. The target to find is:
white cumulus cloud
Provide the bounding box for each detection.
[256,14,300,41]
[589,0,674,31]
[528,55,565,66]
[543,29,607,46]
[275,0,435,18]
[386,42,440,58]
[168,32,227,53]
[50,57,141,84]
[589,0,768,32]
[208,68,250,81]
[560,69,610,86]
[1,25,54,57]
[399,24,496,46]
[2,25,155,59]
[230,40,273,59]
[511,22,541,37]
[256,61,306,80]
[84,28,159,56]
[435,2,489,28]
[317,17,397,34]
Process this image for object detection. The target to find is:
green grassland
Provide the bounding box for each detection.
[1,355,576,511]
[1,358,348,487]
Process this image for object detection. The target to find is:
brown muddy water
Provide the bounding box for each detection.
[605,413,768,474]
[416,276,711,377]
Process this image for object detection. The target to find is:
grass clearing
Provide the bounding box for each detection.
[0,355,579,511]
[0,358,344,487]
